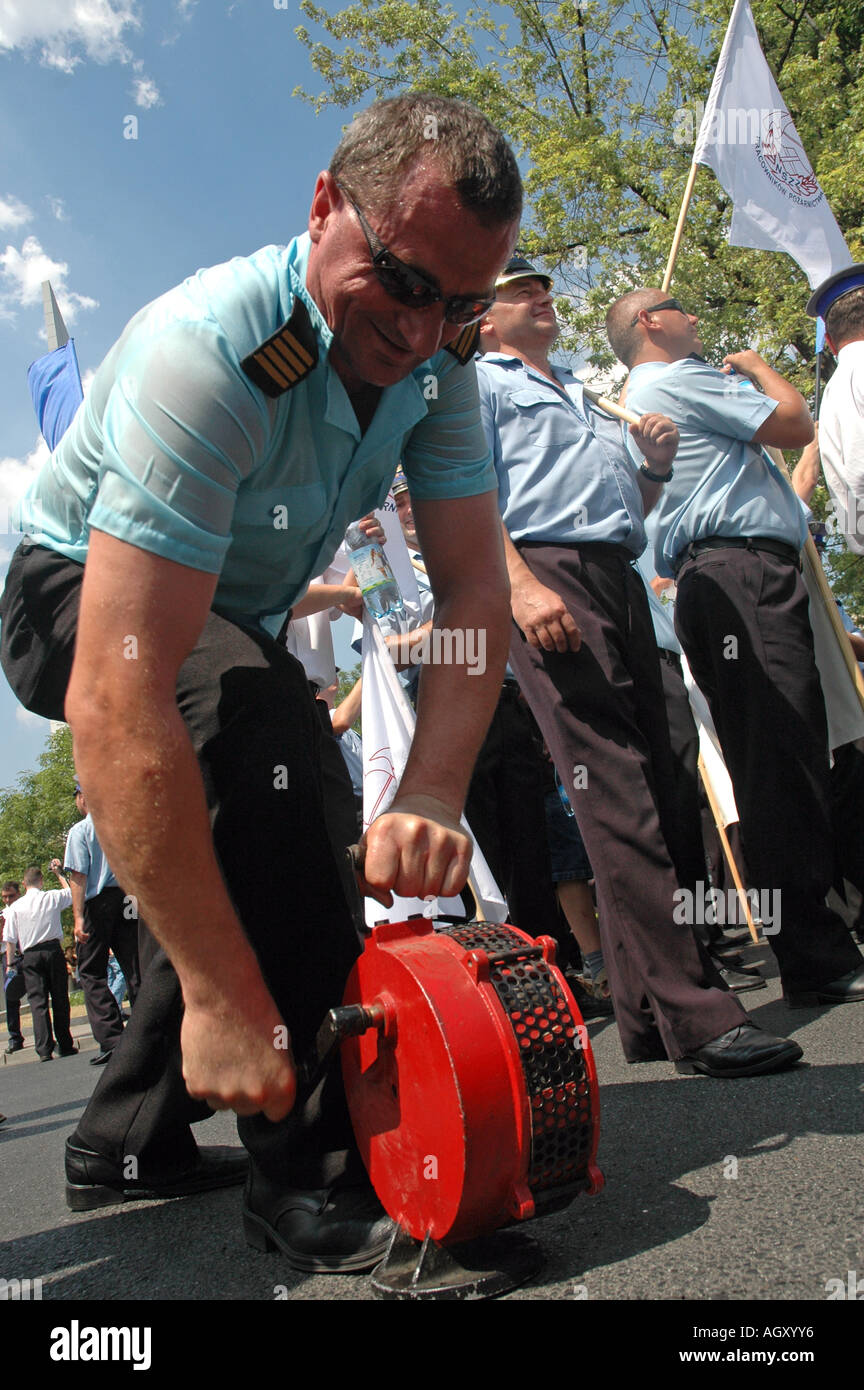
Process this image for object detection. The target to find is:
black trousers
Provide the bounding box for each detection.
[21,940,74,1059]
[507,543,745,1062]
[0,542,365,1187]
[4,958,25,1043]
[675,547,862,994]
[76,886,141,1051]
[464,684,564,946]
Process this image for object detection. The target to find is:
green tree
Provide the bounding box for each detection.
[0,726,78,940]
[294,0,864,608]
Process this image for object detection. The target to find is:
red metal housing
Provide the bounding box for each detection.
[341,918,603,1244]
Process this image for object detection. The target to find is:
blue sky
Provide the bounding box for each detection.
[0,0,361,788]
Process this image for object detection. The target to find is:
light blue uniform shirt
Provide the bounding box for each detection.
[13,236,495,635]
[64,815,119,901]
[626,358,808,578]
[476,355,647,555]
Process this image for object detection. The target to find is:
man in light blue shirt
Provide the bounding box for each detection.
[64,784,140,1066]
[476,259,801,1080]
[0,94,521,1268]
[611,287,864,1009]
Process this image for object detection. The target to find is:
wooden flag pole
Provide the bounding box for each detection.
[662,159,700,292]
[581,385,641,426]
[764,445,864,714]
[697,753,760,944]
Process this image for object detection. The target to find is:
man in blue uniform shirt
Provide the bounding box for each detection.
[476,259,802,1077]
[0,94,520,1268]
[64,783,140,1066]
[610,287,864,1009]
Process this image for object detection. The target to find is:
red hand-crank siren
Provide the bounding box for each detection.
[338,918,604,1297]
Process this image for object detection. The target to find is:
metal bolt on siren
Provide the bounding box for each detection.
[303,915,603,1299]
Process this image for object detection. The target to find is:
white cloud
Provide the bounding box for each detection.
[0,195,34,230]
[15,702,46,726]
[132,76,161,108]
[0,1,141,72]
[46,195,67,221]
[0,436,50,559]
[0,235,99,328]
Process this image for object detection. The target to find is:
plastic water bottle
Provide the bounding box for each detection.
[344,522,405,621]
[555,769,575,818]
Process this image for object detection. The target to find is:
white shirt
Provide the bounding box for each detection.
[284,552,350,693]
[2,886,72,952]
[820,340,864,554]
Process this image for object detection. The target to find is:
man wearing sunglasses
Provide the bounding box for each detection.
[476,262,802,1079]
[0,93,520,1269]
[609,287,864,1012]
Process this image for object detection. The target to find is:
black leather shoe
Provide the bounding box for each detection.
[718,965,767,993]
[785,965,864,1008]
[242,1176,395,1273]
[65,1137,249,1211]
[5,1040,24,1054]
[676,1024,803,1078]
[89,1050,114,1066]
[58,1044,79,1057]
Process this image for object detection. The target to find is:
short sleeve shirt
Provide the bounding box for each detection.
[818,342,864,555]
[2,888,71,951]
[626,358,807,577]
[13,235,496,636]
[64,815,119,901]
[476,354,647,554]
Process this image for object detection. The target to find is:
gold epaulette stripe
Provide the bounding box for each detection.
[258,347,292,389]
[241,298,320,398]
[269,336,308,377]
[445,322,481,364]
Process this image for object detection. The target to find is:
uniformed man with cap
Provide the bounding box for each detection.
[807,263,864,552]
[0,92,521,1269]
[476,257,803,1078]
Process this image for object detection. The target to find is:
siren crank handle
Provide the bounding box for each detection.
[347,841,393,908]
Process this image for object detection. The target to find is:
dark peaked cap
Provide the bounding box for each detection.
[806,262,864,320]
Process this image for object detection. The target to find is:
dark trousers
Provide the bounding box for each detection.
[4,959,25,1044]
[21,940,74,1059]
[675,548,862,994]
[77,886,141,1051]
[657,648,719,949]
[464,684,564,945]
[507,543,745,1062]
[0,542,365,1188]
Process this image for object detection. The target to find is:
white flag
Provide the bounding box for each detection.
[693,0,851,289]
[360,611,508,927]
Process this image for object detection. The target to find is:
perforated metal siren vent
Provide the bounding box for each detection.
[441,923,595,1206]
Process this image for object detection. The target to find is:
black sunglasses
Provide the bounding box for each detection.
[631,298,689,326]
[336,182,496,327]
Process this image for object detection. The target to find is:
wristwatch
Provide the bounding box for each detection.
[639,462,673,484]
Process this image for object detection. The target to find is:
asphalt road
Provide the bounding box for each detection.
[1,941,862,1320]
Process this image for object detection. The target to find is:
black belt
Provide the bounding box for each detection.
[672,535,802,577]
[22,938,63,953]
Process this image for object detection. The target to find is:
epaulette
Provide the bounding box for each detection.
[444,322,481,365]
[241,297,319,397]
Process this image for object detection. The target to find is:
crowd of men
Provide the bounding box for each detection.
[0,91,862,1274]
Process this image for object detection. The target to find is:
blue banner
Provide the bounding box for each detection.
[27,339,84,450]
